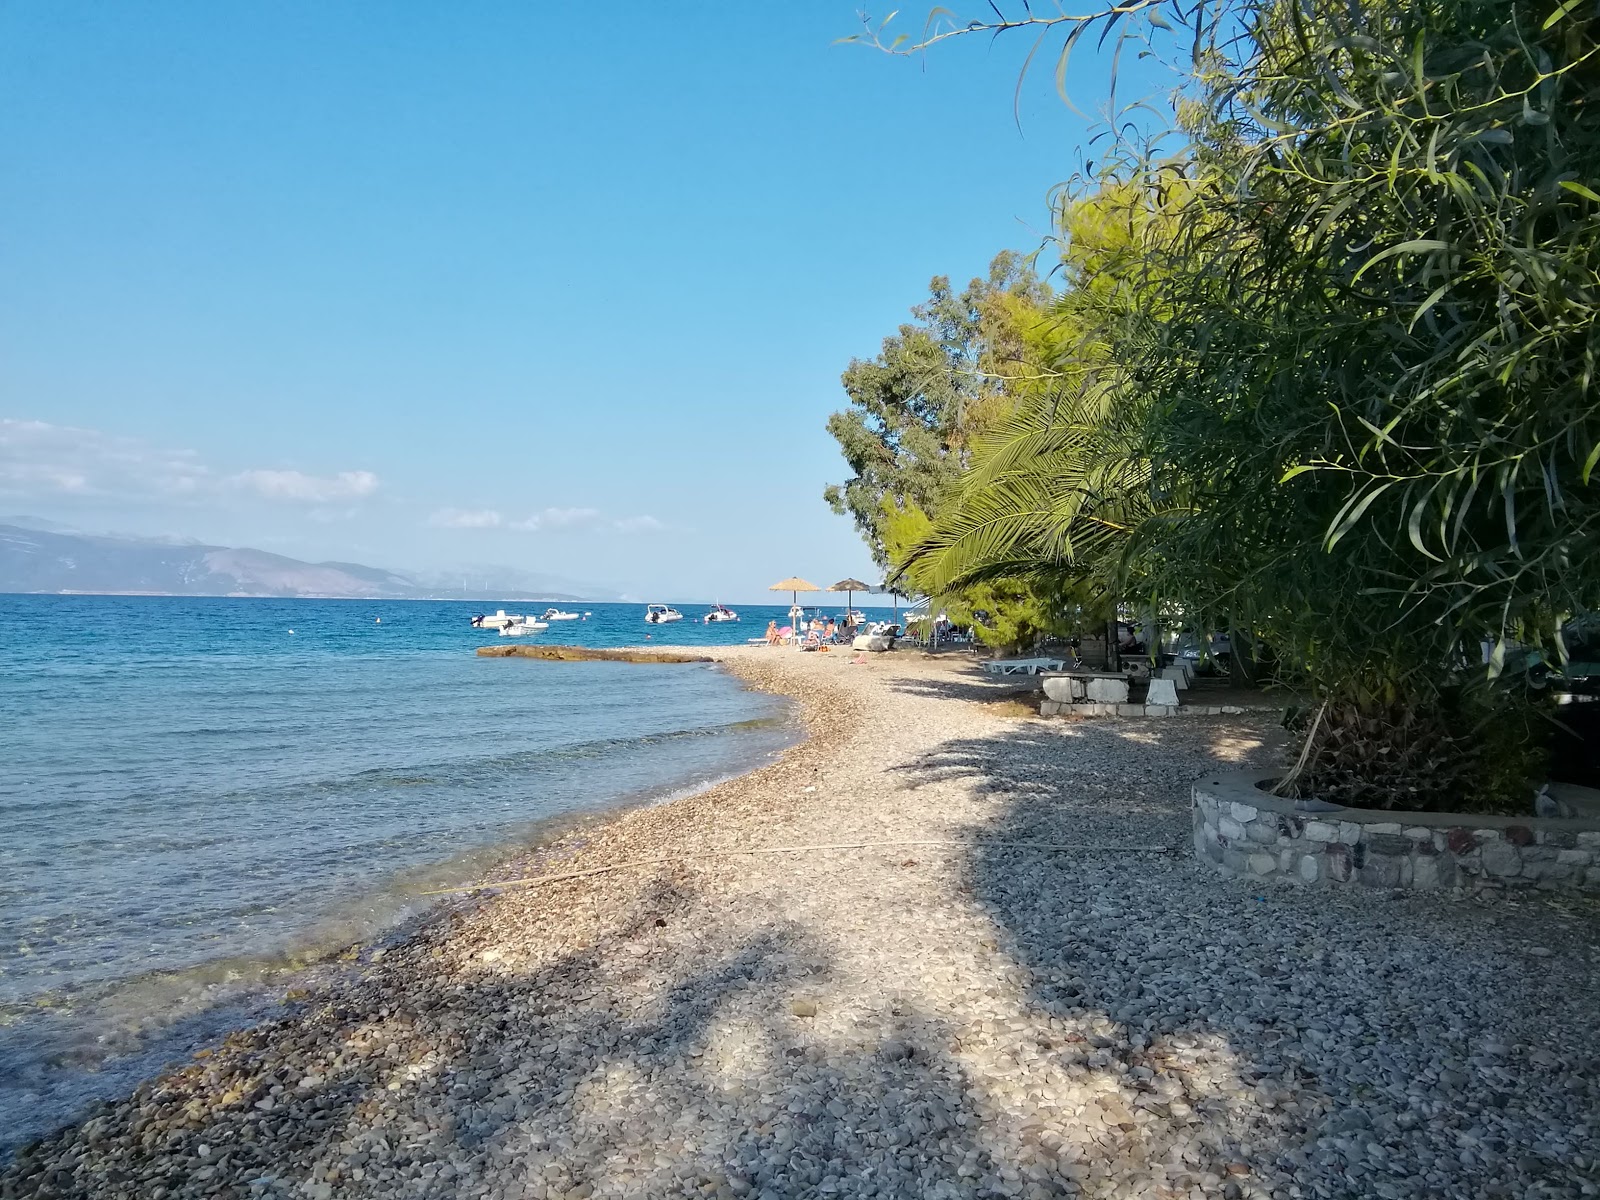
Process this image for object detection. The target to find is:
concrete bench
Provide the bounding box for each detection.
[1040,672,1131,704]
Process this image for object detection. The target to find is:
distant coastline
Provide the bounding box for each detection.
[16,589,602,602]
[0,521,619,602]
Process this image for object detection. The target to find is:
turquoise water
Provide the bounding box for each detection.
[0,594,889,1148]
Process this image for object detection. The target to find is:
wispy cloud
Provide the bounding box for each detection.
[612,514,664,534]
[429,508,505,529]
[512,507,601,531]
[0,418,209,499]
[232,469,379,503]
[427,506,663,535]
[0,418,379,508]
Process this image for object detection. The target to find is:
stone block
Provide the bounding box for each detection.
[1218,816,1248,842]
[1145,704,1176,716]
[1338,823,1363,845]
[1085,677,1130,704]
[1556,849,1593,866]
[1116,703,1144,716]
[1523,861,1574,882]
[1403,827,1431,841]
[1367,833,1411,856]
[1303,821,1339,843]
[1146,677,1181,706]
[1399,858,1414,886]
[1042,676,1086,703]
[1298,855,1319,883]
[1359,856,1401,888]
[1365,822,1402,835]
[1222,848,1248,873]
[1278,848,1295,871]
[1578,831,1600,848]
[1446,828,1476,855]
[1325,843,1353,883]
[1504,825,1535,846]
[1482,840,1522,877]
[1247,821,1278,845]
[1412,856,1441,889]
[1039,700,1064,717]
[1230,802,1258,823]
[1585,867,1600,887]
[1248,853,1276,876]
[1541,830,1577,849]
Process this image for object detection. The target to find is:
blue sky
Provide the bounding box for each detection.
[0,4,1143,603]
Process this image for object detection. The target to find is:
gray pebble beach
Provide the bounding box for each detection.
[6,648,1597,1200]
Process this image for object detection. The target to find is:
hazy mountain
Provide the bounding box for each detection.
[0,524,611,601]
[406,565,626,603]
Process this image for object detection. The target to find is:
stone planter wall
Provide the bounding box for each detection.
[1193,770,1600,892]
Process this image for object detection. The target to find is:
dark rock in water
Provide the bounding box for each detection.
[476,644,713,664]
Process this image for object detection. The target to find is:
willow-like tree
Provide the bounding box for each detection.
[868,0,1600,810]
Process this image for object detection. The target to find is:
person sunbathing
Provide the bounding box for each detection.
[764,620,781,646]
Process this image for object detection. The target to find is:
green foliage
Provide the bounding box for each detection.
[857,0,1600,811]
[823,251,1051,568]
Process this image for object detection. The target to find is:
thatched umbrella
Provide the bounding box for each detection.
[769,576,820,629]
[828,578,872,625]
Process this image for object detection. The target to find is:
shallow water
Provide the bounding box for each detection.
[0,594,852,1148]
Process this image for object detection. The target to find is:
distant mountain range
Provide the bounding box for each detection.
[0,520,616,601]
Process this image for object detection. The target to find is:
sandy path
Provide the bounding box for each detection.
[6,649,1596,1200]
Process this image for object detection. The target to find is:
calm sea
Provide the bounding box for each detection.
[0,594,893,1150]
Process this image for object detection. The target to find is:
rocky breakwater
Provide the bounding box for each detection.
[477,645,714,664]
[1194,769,1600,892]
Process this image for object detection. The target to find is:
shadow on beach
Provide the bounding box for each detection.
[907,720,1600,1200]
[9,715,1598,1199]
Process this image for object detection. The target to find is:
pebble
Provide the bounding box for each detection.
[2,649,1596,1200]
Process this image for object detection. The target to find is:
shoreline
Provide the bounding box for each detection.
[0,651,804,1161]
[7,648,1598,1199]
[0,648,855,1177]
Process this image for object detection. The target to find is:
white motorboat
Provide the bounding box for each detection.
[500,618,549,636]
[471,609,523,629]
[645,604,683,624]
[704,605,739,623]
[540,608,583,621]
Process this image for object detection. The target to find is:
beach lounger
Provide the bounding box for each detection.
[982,658,1066,676]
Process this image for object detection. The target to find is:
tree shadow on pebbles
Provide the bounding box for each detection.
[9,722,1598,1200]
[7,879,1001,1200]
[903,721,1600,1200]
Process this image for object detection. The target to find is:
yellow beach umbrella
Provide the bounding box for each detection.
[827,578,872,619]
[769,576,820,626]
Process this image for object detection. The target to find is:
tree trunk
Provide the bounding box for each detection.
[1229,626,1257,688]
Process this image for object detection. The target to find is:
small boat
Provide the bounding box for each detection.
[645,604,683,624]
[540,608,583,622]
[704,605,739,623]
[471,610,523,629]
[500,618,549,636]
